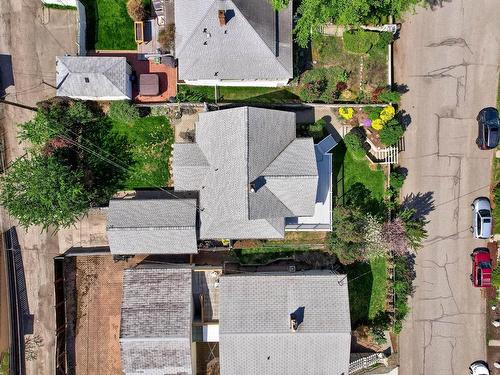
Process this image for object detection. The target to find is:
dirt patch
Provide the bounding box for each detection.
[72,255,145,375]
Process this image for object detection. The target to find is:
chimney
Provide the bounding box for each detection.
[289,313,298,332]
[218,10,226,26]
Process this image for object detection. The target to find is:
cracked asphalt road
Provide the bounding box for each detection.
[395,1,500,374]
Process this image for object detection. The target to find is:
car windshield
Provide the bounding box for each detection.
[479,209,491,217]
[480,261,491,269]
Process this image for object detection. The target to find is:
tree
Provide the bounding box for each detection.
[4,99,134,229]
[158,23,175,51]
[0,155,91,229]
[270,0,289,10]
[382,218,408,255]
[294,0,420,47]
[379,118,404,146]
[344,131,366,160]
[364,214,388,259]
[127,0,147,21]
[398,208,428,251]
[378,89,401,104]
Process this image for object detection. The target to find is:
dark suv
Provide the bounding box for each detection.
[476,107,499,149]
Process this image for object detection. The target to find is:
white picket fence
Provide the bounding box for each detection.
[370,145,399,165]
[349,353,381,374]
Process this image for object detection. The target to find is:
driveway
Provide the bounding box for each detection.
[0,0,78,374]
[394,1,500,374]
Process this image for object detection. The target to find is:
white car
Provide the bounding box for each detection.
[469,361,490,375]
[471,197,492,239]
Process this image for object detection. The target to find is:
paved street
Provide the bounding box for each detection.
[0,0,78,373]
[395,1,500,374]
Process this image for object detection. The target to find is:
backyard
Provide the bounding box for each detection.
[111,114,173,189]
[80,0,140,50]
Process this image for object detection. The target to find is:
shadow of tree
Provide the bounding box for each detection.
[401,191,435,220]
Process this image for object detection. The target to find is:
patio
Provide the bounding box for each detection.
[92,52,177,103]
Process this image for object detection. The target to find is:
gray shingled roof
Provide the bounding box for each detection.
[56,56,129,99]
[219,272,351,375]
[173,107,318,240]
[174,0,292,81]
[107,198,198,254]
[120,267,193,375]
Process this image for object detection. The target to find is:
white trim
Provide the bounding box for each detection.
[183,79,289,88]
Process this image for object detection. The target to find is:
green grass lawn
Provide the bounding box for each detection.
[332,142,386,202]
[0,353,8,375]
[346,257,388,327]
[80,0,136,50]
[111,116,173,188]
[177,84,301,104]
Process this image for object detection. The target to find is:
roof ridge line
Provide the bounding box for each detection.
[102,58,127,95]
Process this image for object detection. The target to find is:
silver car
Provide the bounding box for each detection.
[469,361,490,375]
[471,197,492,239]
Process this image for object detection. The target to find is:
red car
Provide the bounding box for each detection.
[470,248,492,288]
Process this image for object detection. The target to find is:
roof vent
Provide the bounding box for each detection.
[203,41,208,46]
[84,77,90,83]
[218,10,226,26]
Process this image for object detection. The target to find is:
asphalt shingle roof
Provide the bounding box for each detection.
[174,0,293,81]
[120,267,193,375]
[219,271,351,375]
[56,56,129,99]
[173,107,318,240]
[107,198,198,254]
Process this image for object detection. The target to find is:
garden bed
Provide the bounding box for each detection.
[303,32,390,103]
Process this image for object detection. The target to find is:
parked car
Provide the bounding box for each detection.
[471,197,492,239]
[476,107,499,149]
[469,361,490,375]
[470,248,492,288]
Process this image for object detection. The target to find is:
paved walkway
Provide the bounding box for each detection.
[395,1,500,374]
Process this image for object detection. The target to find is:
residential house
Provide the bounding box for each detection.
[119,266,351,375]
[56,56,132,100]
[174,0,293,87]
[107,198,198,254]
[173,106,334,240]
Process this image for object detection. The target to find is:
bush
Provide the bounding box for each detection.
[327,232,364,264]
[492,266,500,288]
[127,0,147,21]
[379,89,401,104]
[344,131,366,160]
[158,23,175,51]
[364,106,382,120]
[377,32,393,48]
[299,68,349,103]
[392,255,414,333]
[308,118,327,139]
[379,118,404,146]
[108,101,140,124]
[271,0,289,10]
[343,29,379,54]
[390,168,406,192]
[176,89,207,103]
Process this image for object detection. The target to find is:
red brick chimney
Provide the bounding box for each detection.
[218,10,226,26]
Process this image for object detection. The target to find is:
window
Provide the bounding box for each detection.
[476,215,481,235]
[477,268,482,286]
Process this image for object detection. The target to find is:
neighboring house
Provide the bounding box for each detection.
[218,272,351,375]
[107,198,198,254]
[174,0,293,87]
[56,56,132,100]
[120,267,194,375]
[119,266,351,375]
[173,106,334,240]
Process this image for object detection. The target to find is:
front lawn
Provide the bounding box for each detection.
[80,0,137,50]
[111,115,173,188]
[332,142,386,202]
[346,257,388,327]
[177,84,301,104]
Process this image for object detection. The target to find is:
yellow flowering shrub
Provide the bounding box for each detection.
[372,119,384,130]
[339,107,354,120]
[379,105,395,122]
